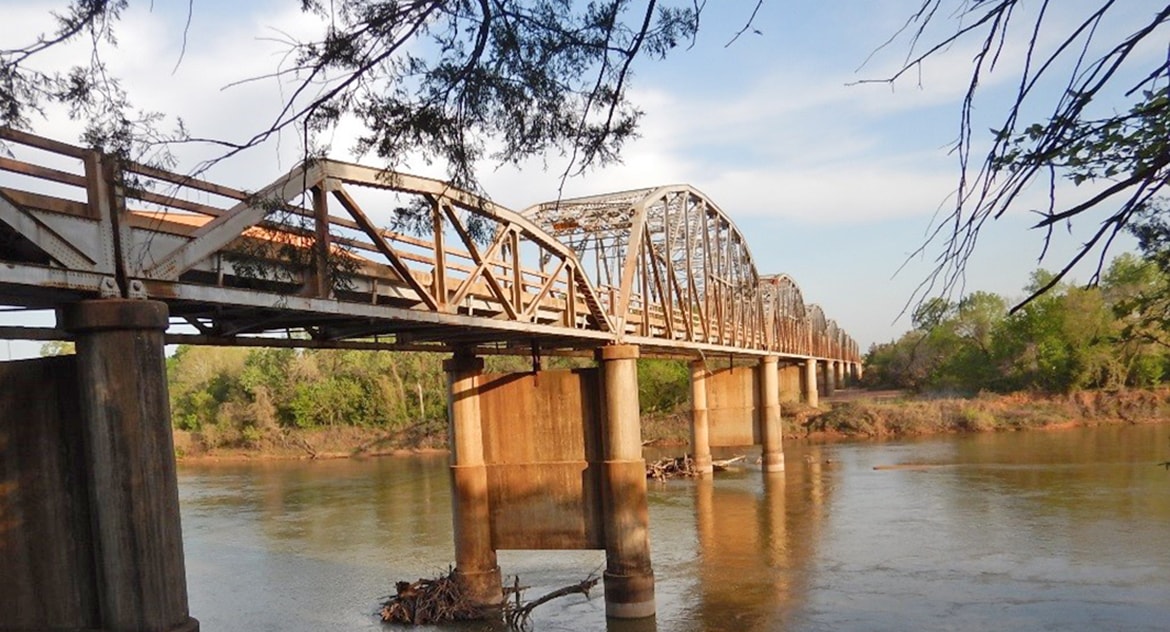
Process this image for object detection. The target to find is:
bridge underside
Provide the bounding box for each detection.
[0,128,864,627]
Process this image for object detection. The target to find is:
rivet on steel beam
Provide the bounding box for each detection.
[99,277,120,298]
[128,280,147,299]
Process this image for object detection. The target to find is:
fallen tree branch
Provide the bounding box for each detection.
[504,574,600,629]
[712,455,746,471]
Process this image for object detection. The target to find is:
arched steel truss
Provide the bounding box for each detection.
[525,187,859,360]
[0,128,858,362]
[523,186,764,348]
[760,274,809,356]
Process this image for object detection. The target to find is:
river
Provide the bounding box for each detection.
[177,424,1170,631]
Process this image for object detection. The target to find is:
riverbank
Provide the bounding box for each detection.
[800,387,1170,439]
[173,388,1170,461]
[173,424,448,462]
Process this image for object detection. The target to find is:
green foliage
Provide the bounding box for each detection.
[165,344,699,444]
[637,359,689,414]
[865,257,1170,394]
[167,345,450,445]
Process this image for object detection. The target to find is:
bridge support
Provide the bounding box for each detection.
[778,362,802,403]
[803,359,819,408]
[823,360,837,397]
[64,300,196,632]
[689,360,714,476]
[835,361,846,388]
[0,300,196,632]
[597,345,656,618]
[444,350,504,609]
[757,357,784,473]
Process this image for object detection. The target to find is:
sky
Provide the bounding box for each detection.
[0,0,1161,356]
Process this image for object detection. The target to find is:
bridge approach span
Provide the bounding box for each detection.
[0,128,857,362]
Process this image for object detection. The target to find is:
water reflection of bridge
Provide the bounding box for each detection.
[691,452,829,632]
[0,128,858,629]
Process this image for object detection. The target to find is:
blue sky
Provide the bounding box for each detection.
[2,1,1159,353]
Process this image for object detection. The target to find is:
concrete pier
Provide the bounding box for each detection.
[803,358,819,408]
[689,360,714,476]
[61,299,195,632]
[444,349,504,608]
[597,345,656,618]
[757,356,784,473]
[2,301,197,632]
[0,355,95,630]
[823,360,836,397]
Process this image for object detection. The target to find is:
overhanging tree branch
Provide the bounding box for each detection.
[871,1,1170,312]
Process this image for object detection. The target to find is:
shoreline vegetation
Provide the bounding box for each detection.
[158,253,1170,464]
[173,387,1170,463]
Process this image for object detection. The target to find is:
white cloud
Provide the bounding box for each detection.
[701,165,957,223]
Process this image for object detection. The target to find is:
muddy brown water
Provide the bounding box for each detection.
[178,424,1170,631]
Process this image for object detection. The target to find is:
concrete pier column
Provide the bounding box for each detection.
[59,300,197,632]
[855,362,864,382]
[596,344,655,619]
[443,350,503,608]
[835,360,846,387]
[689,360,713,476]
[823,360,836,397]
[757,356,784,473]
[803,358,819,408]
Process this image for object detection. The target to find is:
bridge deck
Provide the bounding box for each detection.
[0,128,858,362]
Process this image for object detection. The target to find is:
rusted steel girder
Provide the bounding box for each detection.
[0,127,859,362]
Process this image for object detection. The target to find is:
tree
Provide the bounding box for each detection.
[1109,204,1170,381]
[0,1,717,192]
[39,340,75,356]
[877,2,1170,307]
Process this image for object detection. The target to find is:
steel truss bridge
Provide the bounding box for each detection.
[0,128,858,364]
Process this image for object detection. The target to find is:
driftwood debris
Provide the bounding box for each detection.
[646,455,698,481]
[380,570,600,628]
[646,454,747,480]
[379,569,482,625]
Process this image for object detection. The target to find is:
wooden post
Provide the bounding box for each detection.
[443,349,503,608]
[689,360,713,476]
[757,356,784,473]
[803,358,819,408]
[58,299,198,632]
[596,344,655,619]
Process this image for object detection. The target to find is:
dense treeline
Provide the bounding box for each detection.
[865,253,1170,394]
[162,346,691,447]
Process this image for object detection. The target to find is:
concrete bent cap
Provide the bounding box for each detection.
[597,344,639,361]
[58,299,169,333]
